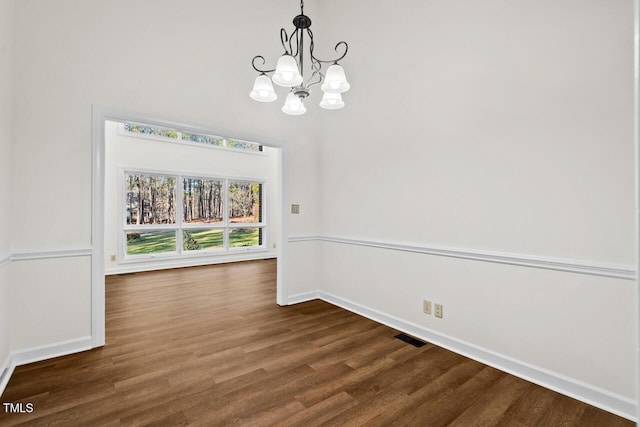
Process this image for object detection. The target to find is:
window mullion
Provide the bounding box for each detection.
[224,178,229,250]
[176,174,183,254]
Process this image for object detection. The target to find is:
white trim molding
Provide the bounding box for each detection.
[0,337,92,398]
[0,253,10,269]
[633,0,640,421]
[11,247,92,262]
[11,336,93,367]
[289,235,636,281]
[106,252,277,275]
[318,291,637,422]
[287,291,319,305]
[0,354,14,398]
[288,235,322,243]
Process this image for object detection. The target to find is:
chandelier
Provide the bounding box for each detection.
[249,0,350,115]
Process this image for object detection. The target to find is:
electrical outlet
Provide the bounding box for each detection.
[291,204,300,214]
[272,243,277,249]
[110,254,116,262]
[434,304,443,318]
[423,300,432,315]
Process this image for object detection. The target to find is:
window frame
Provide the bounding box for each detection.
[119,168,267,263]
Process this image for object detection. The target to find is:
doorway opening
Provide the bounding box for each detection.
[92,107,287,347]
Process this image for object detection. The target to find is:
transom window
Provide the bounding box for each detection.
[122,122,263,152]
[123,171,265,259]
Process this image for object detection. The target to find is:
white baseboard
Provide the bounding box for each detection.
[11,336,93,367]
[317,291,637,422]
[0,353,14,398]
[287,291,319,305]
[0,336,93,398]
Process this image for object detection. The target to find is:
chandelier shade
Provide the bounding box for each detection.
[249,74,278,102]
[320,64,350,94]
[319,92,344,110]
[282,92,307,115]
[250,0,350,115]
[272,55,304,87]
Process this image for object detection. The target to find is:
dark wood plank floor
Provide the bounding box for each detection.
[0,259,633,426]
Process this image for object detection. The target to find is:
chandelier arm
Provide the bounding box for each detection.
[287,27,301,58]
[310,41,349,64]
[306,28,315,59]
[304,29,323,88]
[280,28,291,55]
[294,29,299,58]
[306,60,324,89]
[251,55,276,74]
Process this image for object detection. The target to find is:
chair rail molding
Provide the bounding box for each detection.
[0,252,10,269]
[11,247,92,262]
[288,235,636,280]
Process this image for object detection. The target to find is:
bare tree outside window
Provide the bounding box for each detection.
[182,178,224,224]
[125,174,176,225]
[229,181,262,223]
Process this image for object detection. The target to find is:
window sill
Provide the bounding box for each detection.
[107,249,275,275]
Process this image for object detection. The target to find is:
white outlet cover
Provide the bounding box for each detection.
[423,300,432,314]
[434,304,443,318]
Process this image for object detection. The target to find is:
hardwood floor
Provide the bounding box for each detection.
[0,259,633,426]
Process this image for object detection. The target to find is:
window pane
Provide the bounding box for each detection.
[229,228,262,248]
[125,174,176,225]
[124,122,261,152]
[180,132,224,146]
[182,178,224,224]
[225,139,261,152]
[124,123,179,139]
[228,181,262,223]
[183,229,223,251]
[126,231,176,255]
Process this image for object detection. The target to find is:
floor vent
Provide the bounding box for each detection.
[394,333,426,348]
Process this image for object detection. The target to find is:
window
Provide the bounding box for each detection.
[122,122,262,152]
[123,171,265,259]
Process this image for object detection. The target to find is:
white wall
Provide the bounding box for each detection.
[10,0,322,353]
[104,120,279,273]
[317,0,636,414]
[0,0,14,373]
[10,257,91,350]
